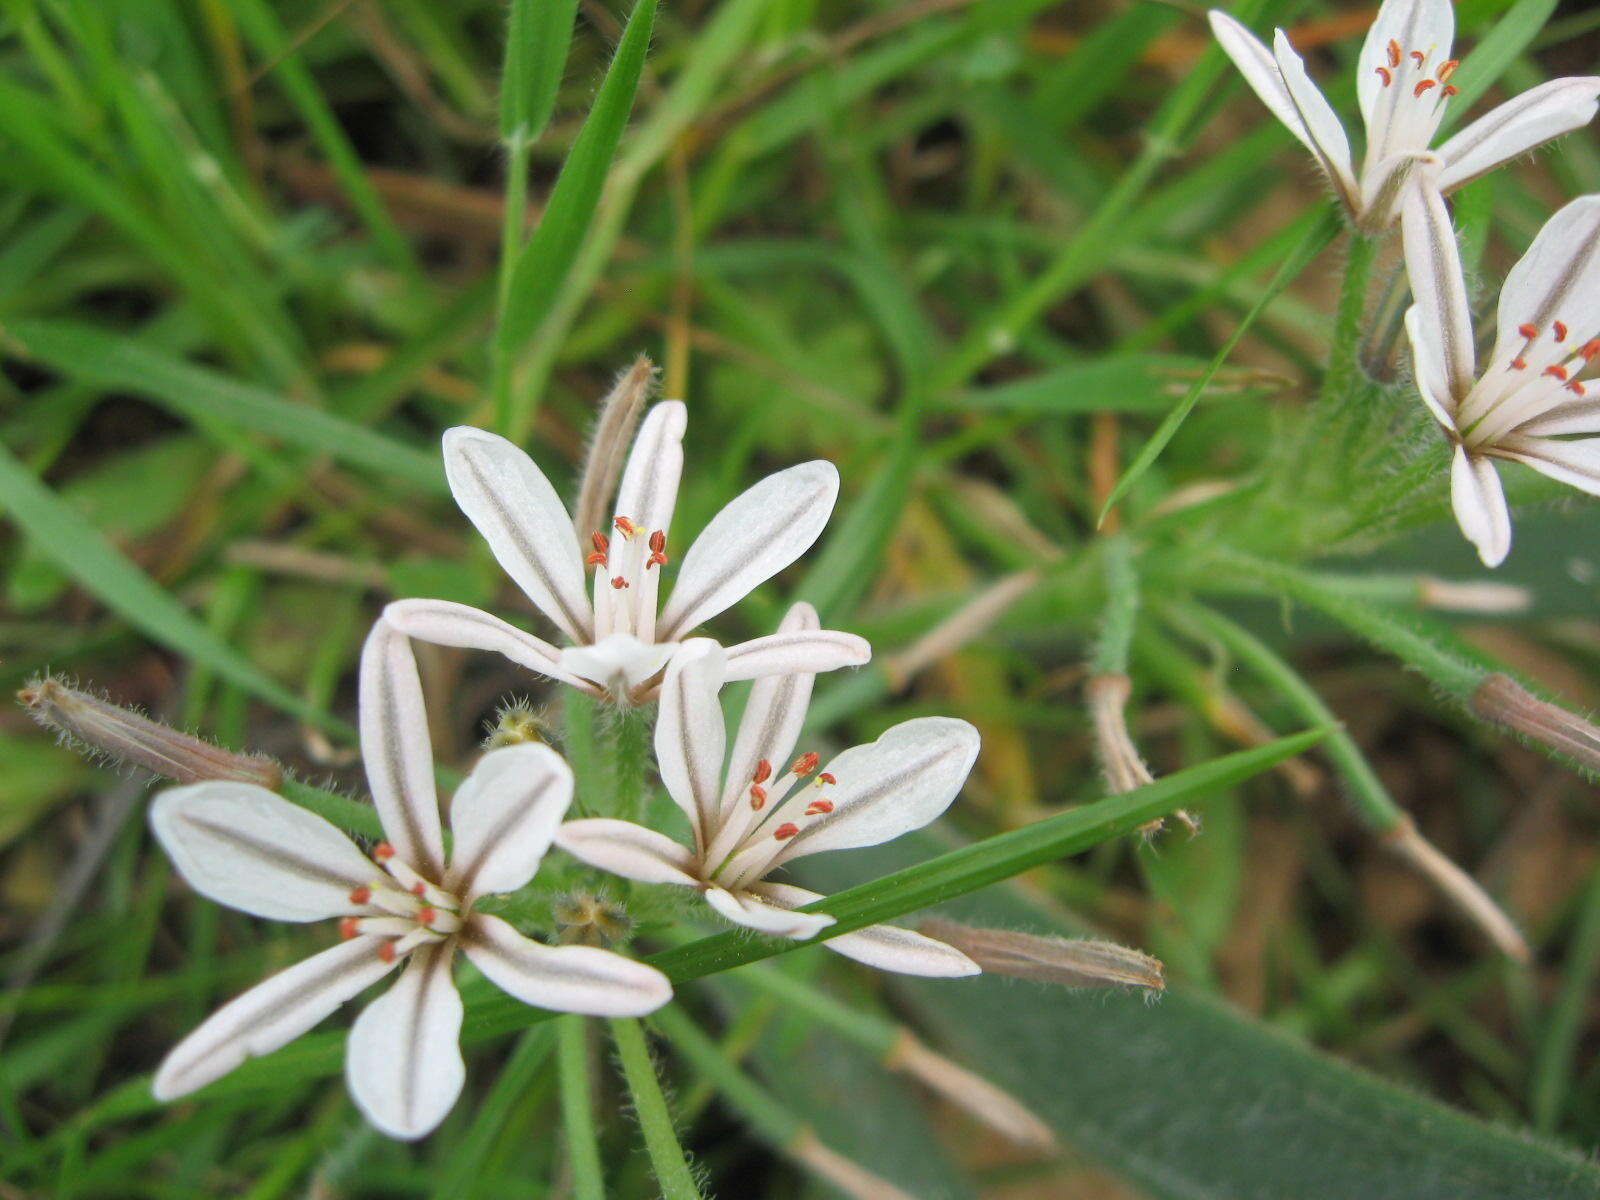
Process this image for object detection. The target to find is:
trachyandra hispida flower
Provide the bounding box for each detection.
[148,622,670,1139]
[1208,0,1600,229]
[1401,184,1600,566]
[555,618,982,977]
[384,401,869,703]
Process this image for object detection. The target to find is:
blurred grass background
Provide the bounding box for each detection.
[2,0,1600,1195]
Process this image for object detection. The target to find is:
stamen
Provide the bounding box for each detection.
[1554,321,1569,342]
[773,823,800,840]
[611,576,629,590]
[1437,59,1459,82]
[1582,340,1600,360]
[410,882,427,896]
[749,784,768,810]
[1518,323,1539,339]
[805,798,834,816]
[1413,79,1436,98]
[817,772,837,786]
[1375,66,1392,87]
[1443,84,1458,96]
[1511,357,1528,370]
[646,552,667,570]
[613,516,637,539]
[340,917,361,940]
[1409,50,1425,67]
[417,907,437,926]
[377,941,397,963]
[1568,381,1587,395]
[349,885,372,905]
[791,751,820,776]
[592,531,610,554]
[585,551,608,566]
[752,759,773,785]
[649,530,665,553]
[373,842,395,861]
[1544,365,1569,381]
[1387,40,1401,68]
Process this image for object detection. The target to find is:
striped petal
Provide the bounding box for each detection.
[1450,446,1512,568]
[381,599,591,692]
[445,744,573,902]
[359,622,445,879]
[754,883,979,977]
[462,913,671,1017]
[346,943,464,1140]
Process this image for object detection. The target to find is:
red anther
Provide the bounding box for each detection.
[805,799,834,816]
[1375,66,1392,87]
[340,917,361,940]
[611,576,629,590]
[749,784,768,809]
[349,885,372,905]
[1582,340,1600,360]
[613,516,637,537]
[591,531,610,554]
[417,907,437,926]
[1413,79,1436,98]
[649,530,666,553]
[377,941,397,963]
[1519,323,1539,339]
[646,552,668,570]
[773,823,800,841]
[817,772,837,786]
[1443,84,1459,96]
[1387,39,1401,68]
[1555,321,1569,342]
[585,551,608,566]
[1511,357,1528,370]
[1545,365,1569,381]
[374,842,395,861]
[1568,380,1587,395]
[752,759,773,784]
[1409,50,1425,67]
[410,882,426,896]
[1438,59,1459,82]
[791,751,820,776]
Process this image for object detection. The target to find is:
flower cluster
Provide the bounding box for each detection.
[1212,0,1600,565]
[149,401,981,1138]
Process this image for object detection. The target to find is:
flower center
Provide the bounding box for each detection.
[339,841,463,963]
[1461,322,1598,445]
[1374,39,1459,102]
[587,515,669,644]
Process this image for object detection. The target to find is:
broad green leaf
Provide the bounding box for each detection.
[2,319,444,494]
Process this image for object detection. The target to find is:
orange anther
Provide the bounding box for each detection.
[1409,50,1425,67]
[749,784,768,809]
[1581,340,1600,360]
[1413,79,1436,98]
[649,530,666,553]
[1511,357,1528,370]
[1387,40,1401,68]
[417,907,437,926]
[349,885,372,905]
[373,842,395,861]
[585,551,608,566]
[611,576,629,590]
[1545,365,1569,381]
[791,751,820,776]
[1568,380,1587,395]
[613,516,637,537]
[591,532,610,554]
[805,799,834,816]
[773,823,800,840]
[1519,323,1539,339]
[1443,84,1459,96]
[377,941,397,963]
[340,917,361,940]
[410,882,426,896]
[1555,321,1569,342]
[1375,66,1392,87]
[646,552,668,570]
[752,759,773,784]
[1437,59,1459,81]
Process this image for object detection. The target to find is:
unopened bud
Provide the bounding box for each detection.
[920,919,1165,994]
[553,892,633,946]
[18,676,281,788]
[1472,673,1600,773]
[573,355,656,544]
[483,697,547,750]
[1086,673,1197,837]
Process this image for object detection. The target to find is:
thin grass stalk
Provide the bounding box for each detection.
[610,1017,702,1200]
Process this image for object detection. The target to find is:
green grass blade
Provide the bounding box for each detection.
[502,0,577,143]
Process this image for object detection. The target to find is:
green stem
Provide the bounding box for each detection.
[610,1017,703,1200]
[558,1016,605,1200]
[491,129,532,436]
[1324,231,1379,403]
[1090,533,1139,677]
[610,710,653,823]
[652,1007,794,1149]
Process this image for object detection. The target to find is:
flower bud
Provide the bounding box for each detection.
[920,919,1165,993]
[573,355,656,544]
[1471,673,1600,773]
[19,675,281,788]
[553,892,633,946]
[483,698,547,750]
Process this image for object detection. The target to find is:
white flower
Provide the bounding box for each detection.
[554,619,982,978]
[1400,183,1600,567]
[384,402,869,703]
[1209,0,1600,229]
[148,621,671,1139]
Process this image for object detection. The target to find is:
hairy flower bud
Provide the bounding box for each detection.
[1470,673,1600,772]
[482,698,548,750]
[573,355,656,544]
[921,919,1165,994]
[19,675,281,788]
[553,892,634,947]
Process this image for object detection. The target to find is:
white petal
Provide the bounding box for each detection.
[560,633,676,698]
[151,782,375,922]
[653,638,727,845]
[769,717,981,869]
[462,913,671,1016]
[1404,305,1460,429]
[382,599,590,691]
[1270,29,1357,205]
[753,883,979,978]
[721,629,872,682]
[1358,0,1454,131]
[1208,15,1327,163]
[1451,446,1512,568]
[154,937,396,1100]
[1399,172,1476,400]
[445,744,573,901]
[703,885,834,939]
[1495,435,1600,498]
[1518,398,1600,437]
[1436,78,1600,195]
[1490,195,1600,372]
[555,819,701,887]
[613,402,687,537]
[443,427,592,643]
[346,943,464,1141]
[359,622,445,878]
[656,461,839,640]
